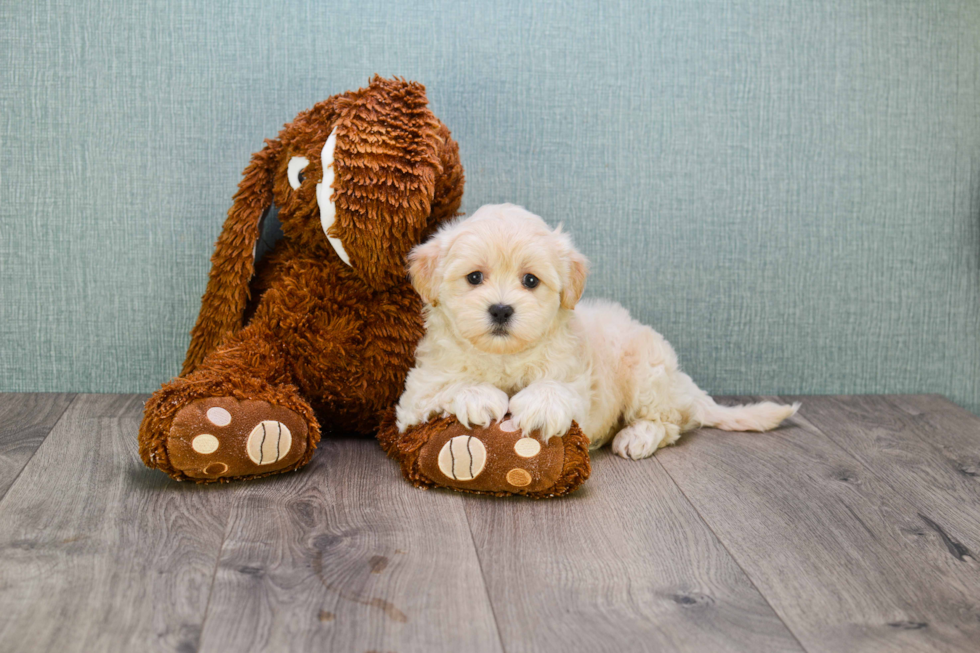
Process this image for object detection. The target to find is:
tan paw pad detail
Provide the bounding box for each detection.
[246,421,292,465]
[206,407,232,426]
[437,435,486,481]
[506,468,532,487]
[204,462,229,476]
[191,434,220,454]
[513,437,541,457]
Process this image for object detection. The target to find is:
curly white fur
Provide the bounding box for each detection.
[396,204,799,459]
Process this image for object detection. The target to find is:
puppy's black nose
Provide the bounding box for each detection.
[488,303,514,325]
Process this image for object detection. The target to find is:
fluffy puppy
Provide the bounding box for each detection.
[396,204,798,459]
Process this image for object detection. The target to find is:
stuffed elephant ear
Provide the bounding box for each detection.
[181,138,282,375]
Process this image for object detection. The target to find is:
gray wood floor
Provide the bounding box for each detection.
[0,394,978,652]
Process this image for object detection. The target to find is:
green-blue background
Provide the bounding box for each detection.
[2,1,978,413]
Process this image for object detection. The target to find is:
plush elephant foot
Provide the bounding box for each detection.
[378,412,591,498]
[164,397,311,481]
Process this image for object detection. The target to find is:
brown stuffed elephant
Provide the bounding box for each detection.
[139,76,463,481]
[139,76,590,497]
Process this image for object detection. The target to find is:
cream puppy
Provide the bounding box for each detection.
[396,204,798,459]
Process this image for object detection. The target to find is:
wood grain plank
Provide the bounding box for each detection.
[657,396,980,653]
[789,395,980,551]
[885,394,980,483]
[464,449,805,653]
[198,437,503,653]
[0,394,239,653]
[0,393,75,499]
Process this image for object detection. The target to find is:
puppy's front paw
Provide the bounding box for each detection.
[395,406,425,433]
[509,386,575,442]
[450,385,510,429]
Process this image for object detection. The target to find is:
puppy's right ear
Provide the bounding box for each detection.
[407,236,444,305]
[181,138,281,375]
[555,228,590,310]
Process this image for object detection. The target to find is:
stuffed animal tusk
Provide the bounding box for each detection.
[316,127,352,266]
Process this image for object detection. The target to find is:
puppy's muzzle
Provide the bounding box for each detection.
[488,303,514,326]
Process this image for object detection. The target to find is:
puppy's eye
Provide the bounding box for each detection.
[466,271,483,285]
[522,273,539,289]
[287,156,310,190]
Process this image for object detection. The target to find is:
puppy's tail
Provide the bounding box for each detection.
[694,393,800,432]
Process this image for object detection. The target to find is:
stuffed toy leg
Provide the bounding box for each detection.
[377,412,591,498]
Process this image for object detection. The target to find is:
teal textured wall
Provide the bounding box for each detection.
[1,1,978,412]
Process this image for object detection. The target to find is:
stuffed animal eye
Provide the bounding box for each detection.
[466,271,483,285]
[522,273,539,289]
[287,156,310,190]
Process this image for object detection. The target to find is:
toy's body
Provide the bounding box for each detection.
[241,242,426,434]
[202,242,427,434]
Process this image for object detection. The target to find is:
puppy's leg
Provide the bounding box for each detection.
[611,420,681,460]
[509,380,582,442]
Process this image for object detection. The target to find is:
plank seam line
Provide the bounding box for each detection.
[463,502,510,653]
[194,490,238,652]
[0,393,78,509]
[654,453,813,653]
[786,395,980,549]
[881,394,980,446]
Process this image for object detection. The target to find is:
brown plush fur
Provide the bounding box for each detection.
[139,77,464,481]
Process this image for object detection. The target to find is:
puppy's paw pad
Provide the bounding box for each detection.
[612,421,668,460]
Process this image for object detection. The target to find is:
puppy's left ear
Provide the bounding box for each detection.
[557,231,590,309]
[407,236,444,305]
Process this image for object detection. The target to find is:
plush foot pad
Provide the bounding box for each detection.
[377,412,591,498]
[167,397,310,481]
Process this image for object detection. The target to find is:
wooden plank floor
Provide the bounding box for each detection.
[0,394,978,653]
